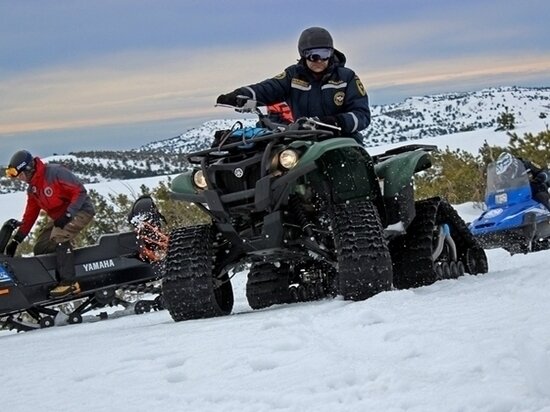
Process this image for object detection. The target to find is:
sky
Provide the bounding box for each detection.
[1,0,550,157]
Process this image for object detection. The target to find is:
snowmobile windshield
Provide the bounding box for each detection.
[486,155,530,194]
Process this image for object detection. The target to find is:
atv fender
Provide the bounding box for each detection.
[294,138,379,202]
[375,150,432,227]
[375,149,432,197]
[171,171,199,196]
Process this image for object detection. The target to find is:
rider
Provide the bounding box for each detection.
[517,156,550,210]
[216,26,371,144]
[4,150,95,298]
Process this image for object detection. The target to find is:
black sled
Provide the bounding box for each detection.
[0,195,167,332]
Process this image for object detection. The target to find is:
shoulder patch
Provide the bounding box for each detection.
[355,77,367,96]
[273,71,286,80]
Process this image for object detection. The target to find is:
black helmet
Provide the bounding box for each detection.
[298,27,333,57]
[6,150,34,178]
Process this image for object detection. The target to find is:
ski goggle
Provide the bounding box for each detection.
[5,167,20,178]
[304,48,333,62]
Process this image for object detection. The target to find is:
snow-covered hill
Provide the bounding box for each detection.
[1,86,548,194]
[141,86,550,153]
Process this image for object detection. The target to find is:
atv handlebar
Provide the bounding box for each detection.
[215,97,342,133]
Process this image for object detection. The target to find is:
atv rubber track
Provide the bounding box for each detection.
[246,263,291,310]
[331,199,393,300]
[162,225,233,322]
[390,197,488,289]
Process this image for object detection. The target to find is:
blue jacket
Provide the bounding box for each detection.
[234,50,370,141]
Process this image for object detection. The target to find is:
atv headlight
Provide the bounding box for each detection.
[278,149,299,170]
[495,192,507,204]
[193,170,208,189]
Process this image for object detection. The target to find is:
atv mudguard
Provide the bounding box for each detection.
[171,137,379,204]
[374,149,433,228]
[287,137,379,203]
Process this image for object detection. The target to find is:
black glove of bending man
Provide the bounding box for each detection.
[54,213,72,229]
[5,231,25,257]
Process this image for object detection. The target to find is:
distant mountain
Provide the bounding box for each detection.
[365,86,550,145]
[141,86,550,151]
[1,86,548,194]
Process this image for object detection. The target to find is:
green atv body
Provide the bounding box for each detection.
[163,112,488,322]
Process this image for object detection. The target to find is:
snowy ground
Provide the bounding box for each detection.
[3,122,550,411]
[2,243,550,411]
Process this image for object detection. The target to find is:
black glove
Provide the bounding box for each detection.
[535,172,548,184]
[317,116,342,136]
[216,91,251,107]
[317,116,339,127]
[54,213,72,228]
[216,91,241,107]
[5,240,19,257]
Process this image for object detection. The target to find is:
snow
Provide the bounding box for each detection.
[2,243,550,411]
[3,96,550,411]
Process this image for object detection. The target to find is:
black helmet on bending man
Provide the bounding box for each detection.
[5,150,34,178]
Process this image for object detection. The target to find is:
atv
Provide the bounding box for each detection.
[0,196,167,332]
[469,153,550,254]
[162,99,488,322]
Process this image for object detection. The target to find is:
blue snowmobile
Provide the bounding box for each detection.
[470,153,550,254]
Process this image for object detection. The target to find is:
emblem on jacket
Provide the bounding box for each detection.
[334,92,345,106]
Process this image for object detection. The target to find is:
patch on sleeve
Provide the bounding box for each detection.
[355,77,367,96]
[273,71,287,80]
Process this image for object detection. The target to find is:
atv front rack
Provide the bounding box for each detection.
[187,129,334,164]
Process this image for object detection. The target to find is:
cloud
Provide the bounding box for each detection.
[1,19,549,136]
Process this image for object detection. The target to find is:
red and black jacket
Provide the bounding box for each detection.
[18,157,95,238]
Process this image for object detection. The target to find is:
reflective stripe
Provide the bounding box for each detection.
[349,113,359,133]
[321,82,347,90]
[291,83,311,91]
